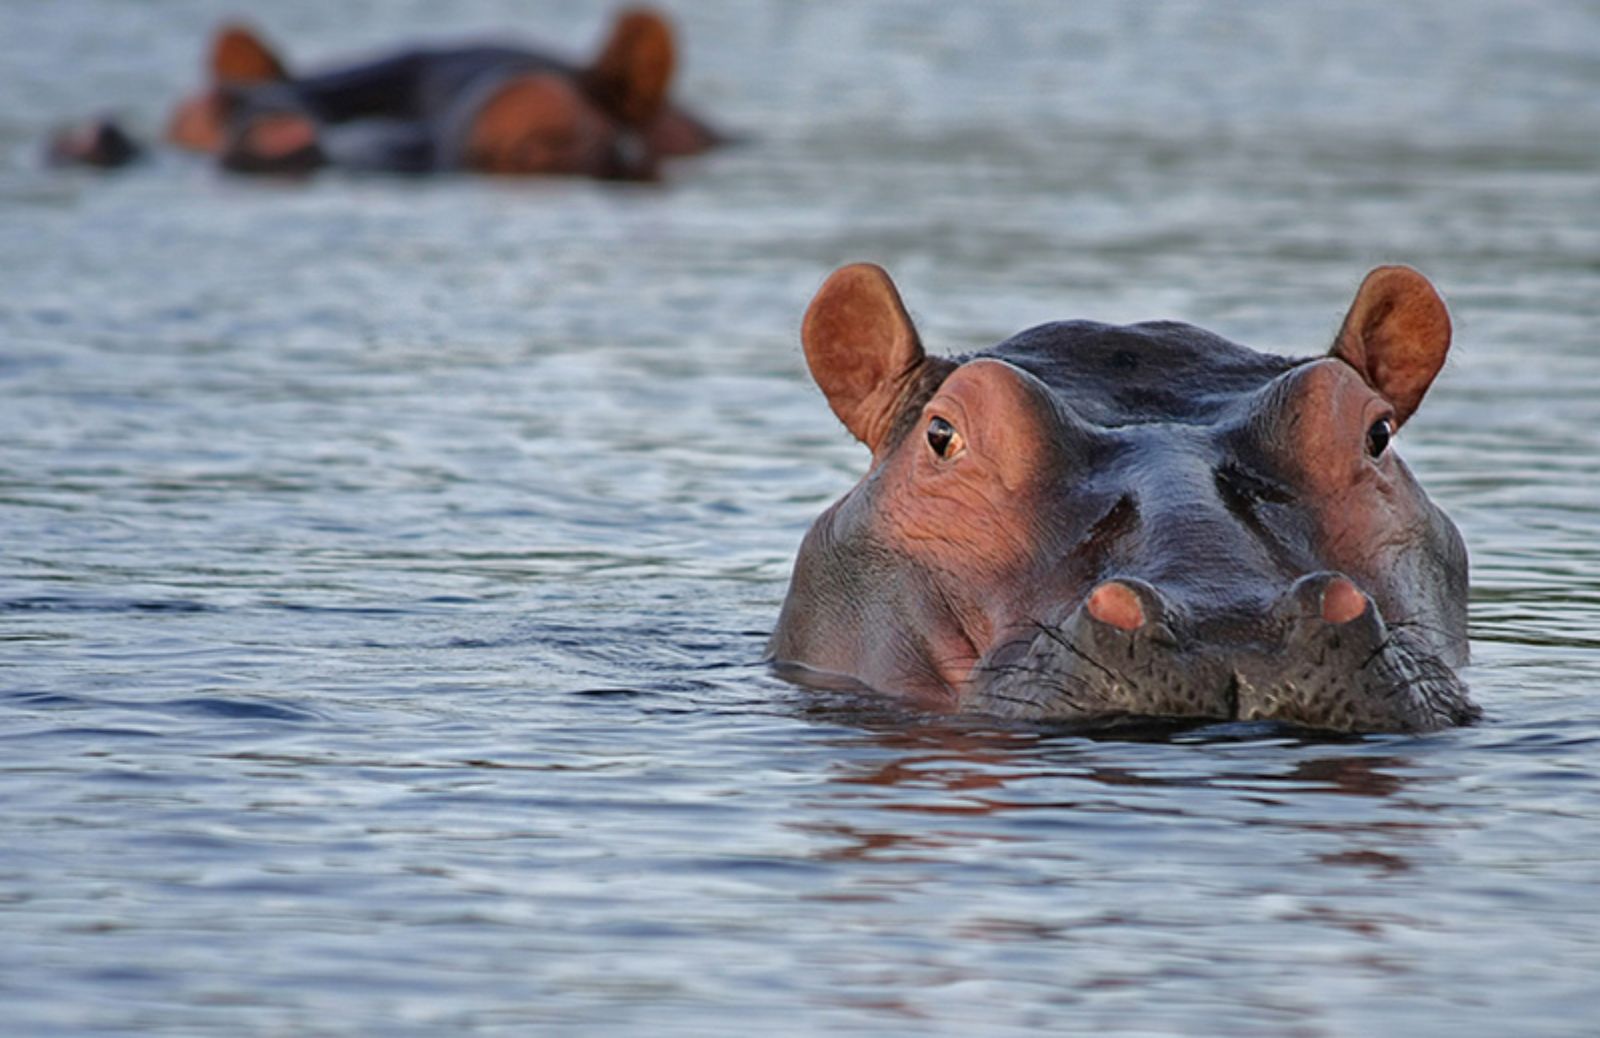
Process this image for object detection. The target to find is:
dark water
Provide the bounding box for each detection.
[4,1,1600,1034]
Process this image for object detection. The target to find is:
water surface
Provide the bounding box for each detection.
[3,1,1600,1034]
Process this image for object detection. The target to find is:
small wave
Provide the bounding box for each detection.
[162,696,321,723]
[0,595,212,615]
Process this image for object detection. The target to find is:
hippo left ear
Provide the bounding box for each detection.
[1329,265,1451,429]
[802,264,939,453]
[211,23,290,84]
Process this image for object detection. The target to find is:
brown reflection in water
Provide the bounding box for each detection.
[821,715,1424,799]
[797,711,1442,878]
[791,714,1448,1023]
[1316,848,1412,873]
[793,820,952,865]
[1280,755,1406,798]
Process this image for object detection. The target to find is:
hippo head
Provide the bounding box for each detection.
[770,264,1477,734]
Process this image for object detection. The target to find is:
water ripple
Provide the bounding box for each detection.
[2,1,1599,1036]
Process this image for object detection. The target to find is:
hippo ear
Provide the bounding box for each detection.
[1329,265,1451,429]
[211,23,289,83]
[583,8,676,127]
[802,264,934,452]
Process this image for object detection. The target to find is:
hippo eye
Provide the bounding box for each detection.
[1366,417,1393,459]
[926,416,962,459]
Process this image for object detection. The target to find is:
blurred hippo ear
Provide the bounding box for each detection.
[802,264,936,452]
[1330,265,1451,429]
[211,23,289,83]
[583,8,676,128]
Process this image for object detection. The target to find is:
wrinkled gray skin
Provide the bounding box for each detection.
[771,265,1477,734]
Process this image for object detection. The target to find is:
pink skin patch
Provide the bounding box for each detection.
[241,113,318,159]
[1087,581,1145,631]
[1320,577,1368,625]
[167,92,226,152]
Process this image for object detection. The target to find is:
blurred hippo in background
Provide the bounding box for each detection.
[771,264,1478,734]
[45,117,143,169]
[52,6,723,180]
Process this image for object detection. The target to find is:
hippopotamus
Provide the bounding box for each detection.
[45,117,142,169]
[55,7,721,179]
[770,264,1478,734]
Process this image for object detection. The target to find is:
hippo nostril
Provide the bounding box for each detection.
[1281,571,1373,627]
[1320,576,1369,625]
[1086,581,1145,631]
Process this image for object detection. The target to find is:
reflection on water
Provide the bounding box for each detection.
[810,715,1431,853]
[777,717,1520,1032]
[2,0,1600,1034]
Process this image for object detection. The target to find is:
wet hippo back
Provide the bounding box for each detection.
[771,264,1475,734]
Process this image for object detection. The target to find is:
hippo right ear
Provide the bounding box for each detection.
[802,264,935,452]
[583,8,676,128]
[1330,266,1451,429]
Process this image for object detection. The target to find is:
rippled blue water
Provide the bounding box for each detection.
[4,1,1600,1034]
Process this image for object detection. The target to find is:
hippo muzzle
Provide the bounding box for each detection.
[771,263,1477,735]
[975,573,1476,732]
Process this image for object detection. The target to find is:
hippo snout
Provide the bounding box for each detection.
[973,573,1478,733]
